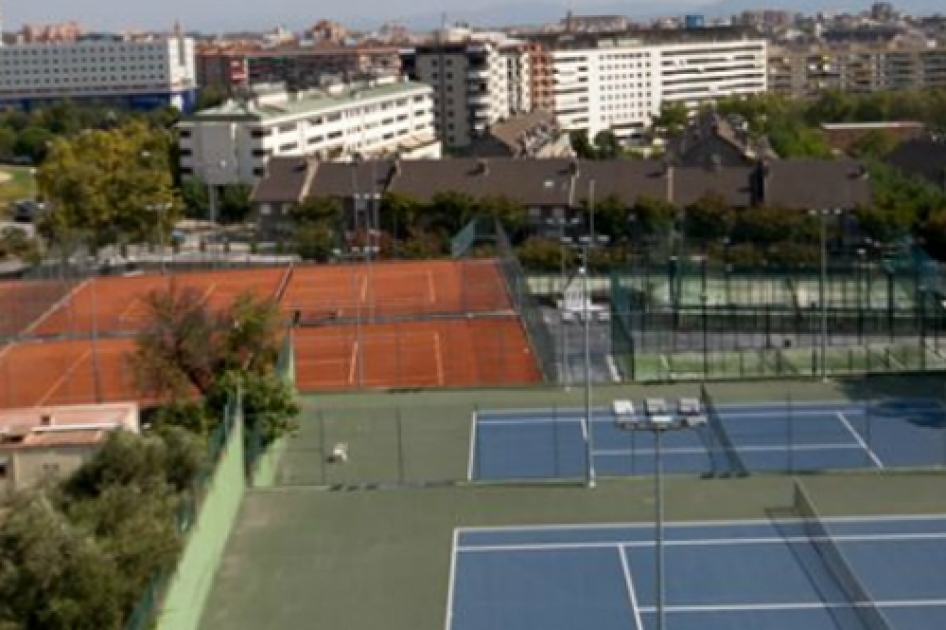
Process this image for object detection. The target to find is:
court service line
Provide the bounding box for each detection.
[837,412,884,468]
[433,331,445,386]
[637,599,946,614]
[457,531,946,554]
[22,278,91,336]
[348,340,359,385]
[36,348,91,407]
[594,443,865,457]
[618,546,645,630]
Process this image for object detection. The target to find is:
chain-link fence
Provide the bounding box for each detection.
[610,242,946,382]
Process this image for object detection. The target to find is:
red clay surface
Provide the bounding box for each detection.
[282,259,510,322]
[0,259,540,406]
[30,268,290,337]
[0,338,140,409]
[293,317,542,391]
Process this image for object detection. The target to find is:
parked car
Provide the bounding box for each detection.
[12,199,44,223]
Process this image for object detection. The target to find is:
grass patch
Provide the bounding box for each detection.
[0,166,36,217]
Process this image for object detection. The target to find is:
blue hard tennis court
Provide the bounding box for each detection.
[469,398,946,480]
[447,513,946,630]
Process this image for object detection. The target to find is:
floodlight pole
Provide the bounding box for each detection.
[583,179,596,488]
[820,212,828,382]
[655,425,666,630]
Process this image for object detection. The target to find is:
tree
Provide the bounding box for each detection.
[131,284,293,446]
[180,177,209,219]
[0,493,126,630]
[849,129,897,159]
[569,130,596,159]
[684,194,733,243]
[206,370,299,446]
[516,237,567,272]
[195,85,229,112]
[36,121,180,249]
[653,101,689,135]
[13,126,53,163]
[218,183,253,224]
[593,130,620,160]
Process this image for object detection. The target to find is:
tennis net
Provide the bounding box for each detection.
[700,384,748,476]
[793,481,894,630]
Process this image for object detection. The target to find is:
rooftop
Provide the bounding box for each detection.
[182,80,430,124]
[0,402,139,449]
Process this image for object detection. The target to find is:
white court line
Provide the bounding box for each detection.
[37,348,91,406]
[467,411,478,481]
[427,270,437,304]
[618,546,645,630]
[348,340,359,385]
[456,531,946,554]
[638,599,946,614]
[606,354,621,382]
[433,331,444,386]
[837,412,884,469]
[443,529,459,630]
[454,513,946,535]
[594,443,864,457]
[359,273,368,304]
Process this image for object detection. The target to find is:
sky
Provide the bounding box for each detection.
[4,0,938,34]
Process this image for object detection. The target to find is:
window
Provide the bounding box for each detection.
[253,167,266,177]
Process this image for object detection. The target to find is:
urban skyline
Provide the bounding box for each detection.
[5,0,946,33]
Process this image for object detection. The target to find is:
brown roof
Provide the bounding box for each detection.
[488,110,557,154]
[573,161,671,206]
[307,160,392,199]
[763,159,873,209]
[252,157,314,204]
[673,165,755,207]
[252,156,876,210]
[386,158,577,205]
[885,138,946,190]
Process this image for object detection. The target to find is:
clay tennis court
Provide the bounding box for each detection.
[0,338,140,408]
[282,260,510,322]
[29,268,291,337]
[293,316,541,390]
[0,279,76,339]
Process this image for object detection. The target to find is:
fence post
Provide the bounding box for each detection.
[787,389,794,474]
[396,407,405,485]
[318,409,327,485]
[553,404,560,479]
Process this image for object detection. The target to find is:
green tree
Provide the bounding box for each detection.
[684,194,733,242]
[206,370,299,446]
[195,85,229,111]
[36,121,179,248]
[849,129,897,159]
[295,222,336,261]
[593,130,620,160]
[516,236,567,272]
[180,177,209,219]
[569,130,596,159]
[13,126,53,163]
[218,183,253,224]
[653,101,689,135]
[0,494,125,630]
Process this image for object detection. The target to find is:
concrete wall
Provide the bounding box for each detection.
[157,413,246,630]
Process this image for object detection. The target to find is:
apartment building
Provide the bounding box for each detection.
[0,31,197,112]
[768,40,946,98]
[401,30,532,149]
[536,29,767,141]
[176,77,439,185]
[196,44,402,94]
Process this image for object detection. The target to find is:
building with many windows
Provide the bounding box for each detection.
[195,44,402,94]
[535,29,767,141]
[0,31,197,112]
[401,30,533,149]
[768,40,946,98]
[176,77,439,185]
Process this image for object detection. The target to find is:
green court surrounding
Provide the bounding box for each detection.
[199,375,946,630]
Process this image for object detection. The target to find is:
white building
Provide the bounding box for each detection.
[402,30,533,149]
[0,32,197,112]
[547,32,767,141]
[176,77,440,185]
